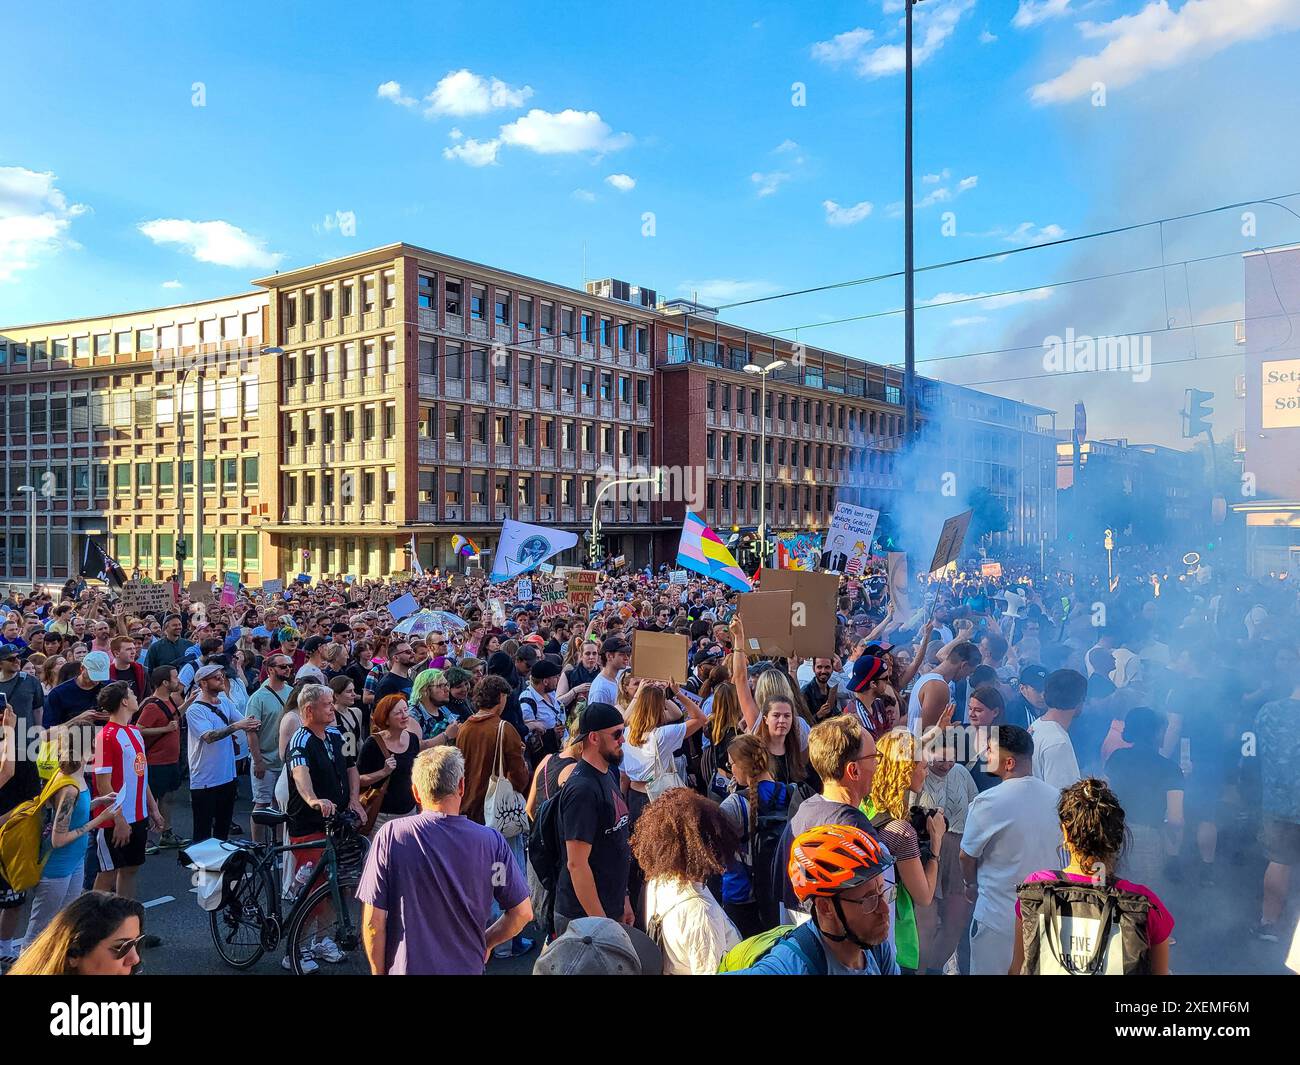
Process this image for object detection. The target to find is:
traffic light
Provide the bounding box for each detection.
[1185,389,1214,437]
[176,536,188,562]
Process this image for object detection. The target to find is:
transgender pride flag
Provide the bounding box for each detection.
[676,512,753,593]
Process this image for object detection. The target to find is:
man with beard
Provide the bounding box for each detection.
[554,702,633,936]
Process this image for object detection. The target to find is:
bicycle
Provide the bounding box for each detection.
[196,809,370,975]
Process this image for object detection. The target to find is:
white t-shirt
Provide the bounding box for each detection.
[186,700,238,789]
[907,672,948,732]
[588,670,623,709]
[623,722,687,784]
[959,774,1063,932]
[644,877,742,975]
[1028,718,1081,791]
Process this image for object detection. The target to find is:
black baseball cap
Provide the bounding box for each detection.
[1018,664,1048,690]
[850,655,887,693]
[0,643,21,662]
[576,701,623,739]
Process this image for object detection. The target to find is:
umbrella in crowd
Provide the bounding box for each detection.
[392,609,469,638]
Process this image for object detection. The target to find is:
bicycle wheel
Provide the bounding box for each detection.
[209,861,276,970]
[285,876,369,975]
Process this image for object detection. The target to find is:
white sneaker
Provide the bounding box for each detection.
[311,936,345,963]
[282,950,319,974]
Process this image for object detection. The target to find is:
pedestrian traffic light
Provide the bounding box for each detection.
[1185,389,1214,437]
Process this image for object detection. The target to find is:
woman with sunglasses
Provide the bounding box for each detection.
[10,892,145,975]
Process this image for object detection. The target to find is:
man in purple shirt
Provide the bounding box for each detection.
[358,746,532,975]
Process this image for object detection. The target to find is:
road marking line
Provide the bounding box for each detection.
[143,895,176,908]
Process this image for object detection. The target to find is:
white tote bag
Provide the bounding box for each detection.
[483,720,530,838]
[645,727,687,801]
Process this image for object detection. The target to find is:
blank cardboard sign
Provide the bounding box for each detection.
[737,590,795,657]
[760,568,839,658]
[631,630,690,685]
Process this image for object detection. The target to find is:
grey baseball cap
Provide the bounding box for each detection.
[531,917,662,976]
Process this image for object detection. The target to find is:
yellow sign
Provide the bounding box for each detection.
[1262,358,1300,429]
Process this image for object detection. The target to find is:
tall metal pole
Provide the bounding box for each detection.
[193,371,204,584]
[18,486,36,587]
[903,0,917,442]
[758,370,767,564]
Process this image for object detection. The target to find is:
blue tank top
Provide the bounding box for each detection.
[42,785,91,879]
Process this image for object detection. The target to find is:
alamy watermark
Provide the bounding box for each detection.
[1042,328,1151,383]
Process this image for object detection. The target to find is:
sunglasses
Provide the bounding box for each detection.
[108,933,148,960]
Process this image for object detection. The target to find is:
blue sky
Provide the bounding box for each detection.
[5,0,1300,445]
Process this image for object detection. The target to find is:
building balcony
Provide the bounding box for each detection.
[470,504,488,522]
[418,437,437,463]
[445,504,464,522]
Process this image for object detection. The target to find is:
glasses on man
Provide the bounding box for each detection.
[845,884,896,914]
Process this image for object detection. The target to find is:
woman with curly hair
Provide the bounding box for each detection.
[1010,777,1174,975]
[866,728,947,974]
[632,788,742,974]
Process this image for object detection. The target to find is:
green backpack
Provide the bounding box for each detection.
[0,771,78,892]
[717,922,828,974]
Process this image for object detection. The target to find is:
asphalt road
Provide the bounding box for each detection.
[119,781,1292,977]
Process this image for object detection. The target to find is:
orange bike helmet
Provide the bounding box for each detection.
[788,824,892,902]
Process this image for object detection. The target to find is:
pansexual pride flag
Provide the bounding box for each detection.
[676,512,752,592]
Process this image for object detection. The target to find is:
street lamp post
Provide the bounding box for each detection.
[592,473,662,568]
[903,0,923,442]
[744,359,787,565]
[17,485,37,588]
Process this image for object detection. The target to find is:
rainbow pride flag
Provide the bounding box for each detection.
[676,512,752,592]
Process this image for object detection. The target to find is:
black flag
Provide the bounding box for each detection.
[80,536,126,589]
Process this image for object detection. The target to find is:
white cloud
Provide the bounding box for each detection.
[916,187,954,208]
[890,172,977,214]
[1012,0,1073,29]
[951,315,989,326]
[957,175,979,192]
[137,219,281,269]
[823,199,874,226]
[572,189,597,202]
[1004,221,1066,244]
[1032,0,1300,104]
[751,171,792,198]
[774,139,801,154]
[0,166,87,282]
[377,80,416,107]
[161,280,182,289]
[818,0,974,78]
[922,168,951,184]
[499,108,632,154]
[925,287,1055,310]
[442,138,501,167]
[424,69,533,116]
[980,28,998,43]
[810,27,875,65]
[605,173,636,191]
[677,279,778,304]
[448,127,464,142]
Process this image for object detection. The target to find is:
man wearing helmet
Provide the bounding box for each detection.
[728,824,898,975]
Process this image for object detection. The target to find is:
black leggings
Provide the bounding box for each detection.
[191,779,238,841]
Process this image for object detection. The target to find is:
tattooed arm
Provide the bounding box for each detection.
[50,784,117,848]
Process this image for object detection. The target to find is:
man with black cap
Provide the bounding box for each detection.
[554,701,632,936]
[1006,664,1048,730]
[845,654,894,737]
[0,643,42,730]
[520,659,564,768]
[588,637,630,708]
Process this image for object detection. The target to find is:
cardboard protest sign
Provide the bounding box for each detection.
[928,509,973,575]
[980,560,1003,578]
[385,592,418,621]
[821,503,880,575]
[736,590,795,657]
[187,580,213,604]
[630,630,689,685]
[759,568,839,658]
[669,570,688,585]
[488,598,507,627]
[517,577,534,603]
[566,571,599,613]
[539,587,568,619]
[120,580,176,617]
[261,578,284,597]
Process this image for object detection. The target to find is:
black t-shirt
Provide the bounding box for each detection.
[357,733,418,814]
[285,726,350,836]
[564,663,599,689]
[555,759,631,921]
[544,638,563,657]
[374,671,413,703]
[1106,746,1183,828]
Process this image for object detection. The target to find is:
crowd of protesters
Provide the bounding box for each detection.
[0,544,1297,977]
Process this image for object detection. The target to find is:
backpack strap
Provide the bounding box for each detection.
[787,920,829,976]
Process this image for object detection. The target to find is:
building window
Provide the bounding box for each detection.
[94,334,110,356]
[636,378,649,405]
[383,270,396,309]
[518,297,533,330]
[539,303,553,335]
[618,324,629,350]
[363,275,377,313]
[600,319,611,347]
[581,313,593,343]
[494,292,511,326]
[445,279,462,316]
[136,462,152,490]
[519,354,534,388]
[158,461,174,491]
[113,465,130,493]
[636,327,648,354]
[445,407,462,442]
[342,283,354,317]
[323,287,334,320]
[242,533,258,563]
[540,361,555,393]
[284,296,297,327]
[470,286,486,320]
[418,339,436,375]
[303,292,315,323]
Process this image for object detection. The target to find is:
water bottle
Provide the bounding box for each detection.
[290,861,315,898]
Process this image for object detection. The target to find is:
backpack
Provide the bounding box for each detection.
[698,731,734,801]
[1015,872,1152,975]
[0,772,79,892]
[527,791,566,940]
[717,922,827,974]
[721,782,792,927]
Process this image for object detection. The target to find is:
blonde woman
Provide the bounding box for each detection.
[867,728,947,974]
